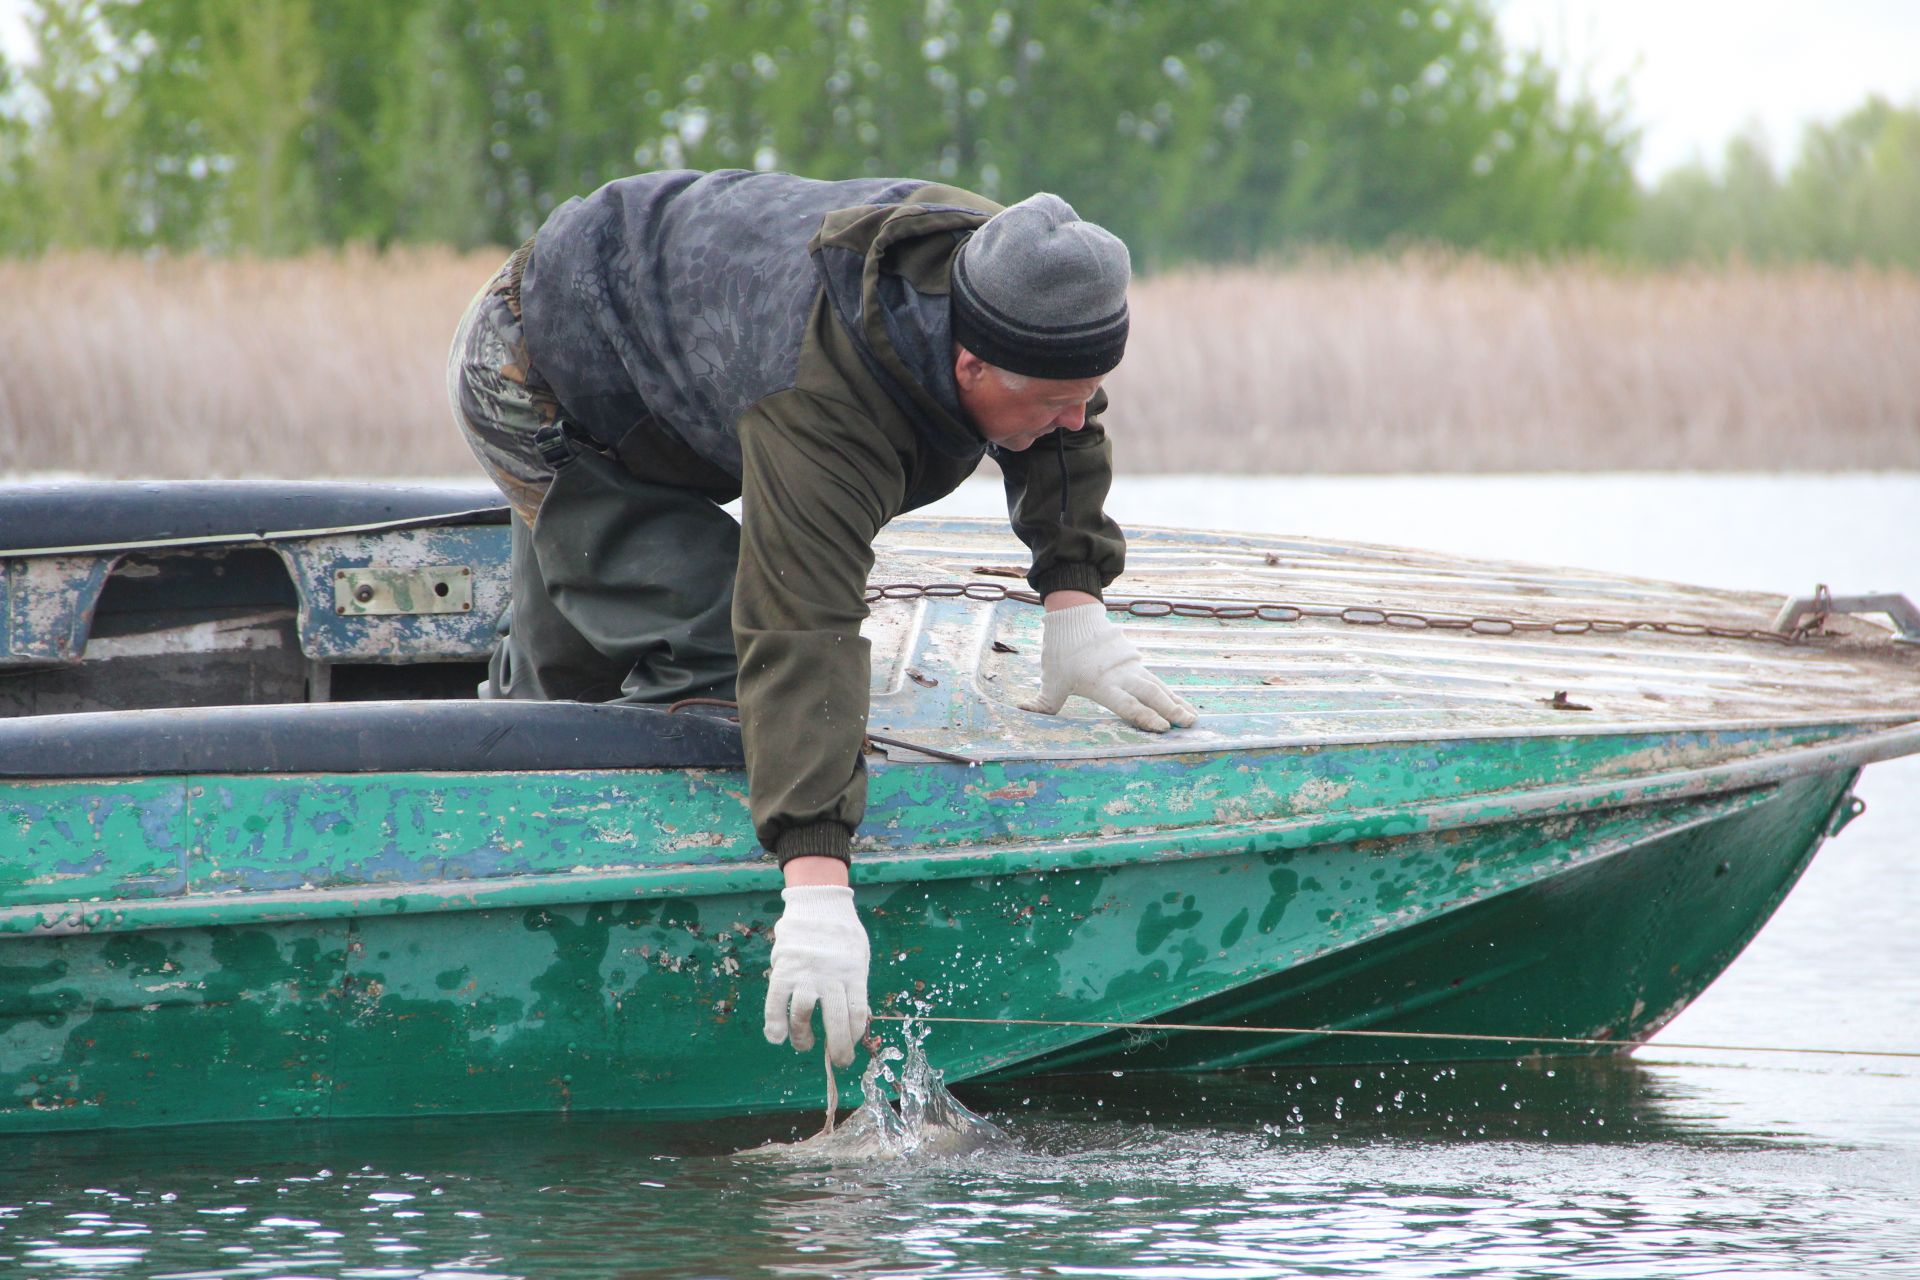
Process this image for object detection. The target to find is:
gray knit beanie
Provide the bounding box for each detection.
[950,193,1130,380]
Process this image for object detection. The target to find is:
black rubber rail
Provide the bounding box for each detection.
[0,699,744,778]
[0,481,508,556]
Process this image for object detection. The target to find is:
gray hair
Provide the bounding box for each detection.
[988,364,1031,393]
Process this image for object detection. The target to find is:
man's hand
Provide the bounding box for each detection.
[763,883,871,1067]
[1024,600,1199,732]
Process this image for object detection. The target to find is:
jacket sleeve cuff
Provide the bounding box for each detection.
[1031,562,1106,599]
[773,822,854,867]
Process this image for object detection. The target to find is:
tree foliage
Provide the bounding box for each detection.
[1,0,1637,262]
[1630,97,1920,269]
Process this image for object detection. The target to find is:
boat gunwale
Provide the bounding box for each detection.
[3,699,1914,779]
[3,719,1903,938]
[868,710,1920,763]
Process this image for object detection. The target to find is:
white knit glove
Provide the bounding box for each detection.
[1023,602,1200,732]
[763,885,871,1067]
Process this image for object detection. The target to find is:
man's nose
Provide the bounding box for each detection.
[1051,402,1087,431]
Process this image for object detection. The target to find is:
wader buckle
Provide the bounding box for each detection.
[534,420,590,471]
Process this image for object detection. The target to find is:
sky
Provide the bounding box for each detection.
[1,1,1917,182]
[1497,0,1920,177]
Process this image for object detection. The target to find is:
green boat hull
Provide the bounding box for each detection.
[1012,768,1852,1076]
[0,734,1865,1133]
[6,493,1918,1133]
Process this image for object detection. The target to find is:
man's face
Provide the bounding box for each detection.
[954,348,1106,452]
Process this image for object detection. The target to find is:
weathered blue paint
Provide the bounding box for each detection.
[2,554,115,664]
[279,525,507,661]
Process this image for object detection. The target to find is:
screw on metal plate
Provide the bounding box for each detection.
[333,566,474,616]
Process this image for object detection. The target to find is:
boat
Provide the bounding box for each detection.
[3,480,1916,1133]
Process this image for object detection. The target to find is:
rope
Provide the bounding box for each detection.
[871,1013,1920,1062]
[865,732,981,767]
[819,1047,838,1137]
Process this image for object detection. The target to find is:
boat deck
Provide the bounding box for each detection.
[866,520,1920,759]
[3,482,1916,760]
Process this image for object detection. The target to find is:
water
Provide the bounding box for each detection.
[3,473,1916,1278]
[740,1027,1005,1164]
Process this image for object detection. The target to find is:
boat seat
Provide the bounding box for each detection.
[0,700,744,778]
[0,481,508,555]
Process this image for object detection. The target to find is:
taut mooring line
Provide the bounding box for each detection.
[872,1013,1920,1062]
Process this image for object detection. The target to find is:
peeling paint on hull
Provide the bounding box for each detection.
[0,738,1864,1133]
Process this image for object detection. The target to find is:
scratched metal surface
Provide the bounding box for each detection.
[866,518,1920,761]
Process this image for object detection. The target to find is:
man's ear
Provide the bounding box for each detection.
[953,345,986,390]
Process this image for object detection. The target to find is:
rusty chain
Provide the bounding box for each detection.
[863,578,1811,648]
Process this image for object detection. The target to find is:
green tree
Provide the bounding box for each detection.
[369,0,493,247]
[1629,96,1920,268]
[2,0,1642,261]
[108,0,322,251]
[1782,97,1920,267]
[1855,106,1920,266]
[8,0,144,250]
[0,55,35,251]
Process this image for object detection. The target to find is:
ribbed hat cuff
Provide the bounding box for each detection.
[951,296,1129,381]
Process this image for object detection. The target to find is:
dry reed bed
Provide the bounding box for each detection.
[1,249,1915,479]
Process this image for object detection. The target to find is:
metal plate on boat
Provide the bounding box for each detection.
[332,566,473,616]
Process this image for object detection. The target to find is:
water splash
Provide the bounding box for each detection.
[740,1021,1005,1163]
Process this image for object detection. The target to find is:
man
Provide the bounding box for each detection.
[447,170,1197,1070]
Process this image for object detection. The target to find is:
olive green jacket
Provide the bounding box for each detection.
[525,174,1125,862]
